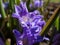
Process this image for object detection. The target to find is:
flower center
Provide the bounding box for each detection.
[22,16,28,22]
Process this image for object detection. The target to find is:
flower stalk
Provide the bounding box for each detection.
[0,0,7,18]
[40,6,60,36]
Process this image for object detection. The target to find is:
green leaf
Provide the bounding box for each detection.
[59,16,60,31]
[55,16,59,30]
[40,7,60,36]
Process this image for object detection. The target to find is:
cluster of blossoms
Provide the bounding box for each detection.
[12,1,45,45]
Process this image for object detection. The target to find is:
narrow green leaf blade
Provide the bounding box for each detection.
[40,7,60,36]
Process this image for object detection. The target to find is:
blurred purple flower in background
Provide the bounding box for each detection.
[0,37,4,45]
[12,0,45,45]
[53,33,60,42]
[33,0,43,7]
[52,41,60,45]
[3,2,9,9]
[52,33,60,45]
[29,0,44,9]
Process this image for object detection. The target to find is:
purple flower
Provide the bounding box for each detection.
[43,36,50,41]
[33,10,40,15]
[29,0,43,9]
[37,20,46,27]
[12,11,45,45]
[34,0,41,7]
[12,1,29,26]
[13,29,43,45]
[13,29,21,39]
[12,1,28,18]
[12,1,45,45]
[0,37,4,45]
[3,2,9,9]
[34,0,43,7]
[13,29,23,45]
[19,2,28,14]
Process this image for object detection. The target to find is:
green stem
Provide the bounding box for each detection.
[26,0,30,10]
[9,0,15,14]
[0,0,7,18]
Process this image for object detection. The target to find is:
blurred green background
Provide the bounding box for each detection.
[44,0,60,3]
